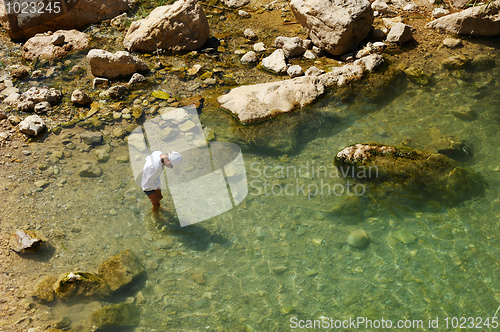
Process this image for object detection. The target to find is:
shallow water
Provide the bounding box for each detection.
[4,38,500,332]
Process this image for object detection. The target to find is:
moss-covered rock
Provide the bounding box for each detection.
[334,143,486,210]
[98,250,144,292]
[53,272,110,301]
[90,303,141,329]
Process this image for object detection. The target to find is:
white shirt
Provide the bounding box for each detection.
[141,151,164,191]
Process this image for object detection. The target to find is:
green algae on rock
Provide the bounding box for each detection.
[98,250,144,292]
[53,272,110,301]
[334,143,486,208]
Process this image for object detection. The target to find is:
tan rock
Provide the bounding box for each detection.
[123,0,210,52]
[23,30,89,60]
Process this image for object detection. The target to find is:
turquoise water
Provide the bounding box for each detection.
[9,43,499,331]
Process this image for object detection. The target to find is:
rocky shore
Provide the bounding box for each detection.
[0,0,499,330]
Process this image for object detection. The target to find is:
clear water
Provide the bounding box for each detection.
[7,45,500,331]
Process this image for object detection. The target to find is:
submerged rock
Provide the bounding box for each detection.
[10,229,43,253]
[90,303,141,329]
[32,276,57,303]
[347,229,370,248]
[79,163,103,177]
[123,0,210,53]
[334,143,486,208]
[98,250,144,292]
[53,272,110,301]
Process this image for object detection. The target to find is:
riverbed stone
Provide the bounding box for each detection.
[290,0,374,56]
[274,36,305,58]
[79,163,103,177]
[19,115,46,136]
[98,250,145,292]
[442,55,470,69]
[80,132,103,145]
[243,28,257,40]
[334,143,486,208]
[87,49,148,79]
[426,0,500,36]
[471,54,496,71]
[71,89,92,105]
[22,87,63,105]
[34,101,52,114]
[0,0,131,40]
[253,42,266,52]
[386,23,413,43]
[218,75,324,123]
[123,0,210,53]
[32,276,57,303]
[94,149,110,163]
[221,0,250,8]
[443,37,462,48]
[90,303,141,329]
[53,272,110,301]
[10,229,43,253]
[241,51,258,64]
[23,30,89,60]
[106,85,128,99]
[347,229,370,248]
[287,65,304,78]
[261,49,288,74]
[393,229,417,244]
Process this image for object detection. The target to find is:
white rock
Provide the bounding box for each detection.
[261,49,288,74]
[238,10,250,17]
[22,87,62,105]
[371,0,397,14]
[290,0,374,56]
[274,36,305,57]
[287,65,304,78]
[244,28,257,40]
[129,73,147,84]
[3,92,21,105]
[403,3,418,11]
[221,0,250,8]
[124,0,210,52]
[305,66,325,76]
[433,7,450,18]
[87,49,148,79]
[303,50,316,59]
[386,23,414,43]
[34,101,52,114]
[427,1,500,36]
[241,51,258,63]
[354,54,385,72]
[217,75,325,123]
[253,42,266,52]
[19,115,46,136]
[443,37,463,48]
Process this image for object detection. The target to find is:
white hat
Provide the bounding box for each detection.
[168,151,182,174]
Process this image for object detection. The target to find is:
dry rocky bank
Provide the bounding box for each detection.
[0,0,499,330]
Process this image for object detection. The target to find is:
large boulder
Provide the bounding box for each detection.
[218,54,383,123]
[23,30,89,60]
[87,49,148,79]
[426,0,500,36]
[0,0,131,41]
[98,250,144,292]
[334,143,486,208]
[123,0,210,52]
[290,0,374,56]
[218,75,325,123]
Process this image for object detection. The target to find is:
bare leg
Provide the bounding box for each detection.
[156,189,163,201]
[147,192,161,220]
